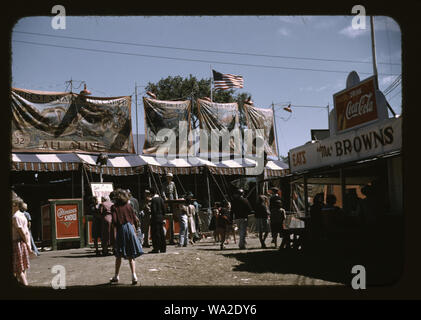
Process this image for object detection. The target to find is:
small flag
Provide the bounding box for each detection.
[212,70,244,90]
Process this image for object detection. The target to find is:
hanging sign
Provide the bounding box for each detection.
[334,76,378,132]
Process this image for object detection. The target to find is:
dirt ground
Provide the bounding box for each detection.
[26,233,342,288]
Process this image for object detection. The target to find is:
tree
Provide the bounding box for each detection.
[145,75,251,128]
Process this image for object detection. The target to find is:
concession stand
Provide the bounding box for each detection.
[288,72,402,239]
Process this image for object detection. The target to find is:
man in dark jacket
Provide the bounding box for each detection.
[231,189,253,249]
[127,189,140,215]
[269,187,282,212]
[149,188,166,253]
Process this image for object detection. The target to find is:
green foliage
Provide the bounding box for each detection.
[145,74,250,103]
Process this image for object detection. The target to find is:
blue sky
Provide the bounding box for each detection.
[11,15,402,157]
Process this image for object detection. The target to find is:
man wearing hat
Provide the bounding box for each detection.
[162,172,178,200]
[231,189,253,249]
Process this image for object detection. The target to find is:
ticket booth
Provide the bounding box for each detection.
[41,199,85,250]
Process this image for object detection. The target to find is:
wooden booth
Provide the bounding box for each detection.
[41,198,85,250]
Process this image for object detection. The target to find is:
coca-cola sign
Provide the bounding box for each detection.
[334,76,378,131]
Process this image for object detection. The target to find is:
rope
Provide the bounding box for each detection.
[209,171,229,202]
[148,166,160,196]
[174,173,186,196]
[218,174,228,198]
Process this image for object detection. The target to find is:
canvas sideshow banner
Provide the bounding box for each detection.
[11,88,135,153]
[196,98,241,156]
[289,117,401,173]
[143,97,191,155]
[243,103,277,157]
[334,76,378,132]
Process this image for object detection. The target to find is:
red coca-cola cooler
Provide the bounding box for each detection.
[41,199,85,250]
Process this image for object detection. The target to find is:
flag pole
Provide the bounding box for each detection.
[272,102,281,160]
[210,65,213,102]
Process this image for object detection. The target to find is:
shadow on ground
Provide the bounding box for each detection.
[222,237,404,286]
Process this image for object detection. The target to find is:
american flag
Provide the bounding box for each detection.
[212,70,244,90]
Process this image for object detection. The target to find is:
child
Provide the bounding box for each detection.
[215,200,232,250]
[270,199,286,248]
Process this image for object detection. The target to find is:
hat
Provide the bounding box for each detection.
[270,187,279,192]
[166,172,173,177]
[144,189,151,194]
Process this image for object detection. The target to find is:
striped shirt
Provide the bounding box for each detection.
[213,70,244,90]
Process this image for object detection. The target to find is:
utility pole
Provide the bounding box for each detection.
[326,103,330,126]
[370,16,396,117]
[370,16,378,87]
[135,82,139,154]
[65,78,73,93]
[210,65,213,102]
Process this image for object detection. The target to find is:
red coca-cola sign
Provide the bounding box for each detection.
[334,76,378,131]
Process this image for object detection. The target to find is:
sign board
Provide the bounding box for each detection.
[289,117,401,173]
[333,76,378,132]
[55,204,80,239]
[90,182,114,202]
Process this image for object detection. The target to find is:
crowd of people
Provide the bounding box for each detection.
[12,177,376,286]
[308,185,378,244]
[208,187,294,251]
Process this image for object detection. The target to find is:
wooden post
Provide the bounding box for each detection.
[303,174,309,216]
[340,168,346,208]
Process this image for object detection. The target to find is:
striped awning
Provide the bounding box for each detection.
[265,160,291,177]
[12,153,81,172]
[12,153,289,177]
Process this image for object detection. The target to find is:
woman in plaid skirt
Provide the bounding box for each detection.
[11,194,33,286]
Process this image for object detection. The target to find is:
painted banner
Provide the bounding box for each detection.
[334,76,378,132]
[143,97,191,155]
[11,88,134,153]
[243,102,277,157]
[196,98,241,156]
[289,117,401,173]
[55,204,80,239]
